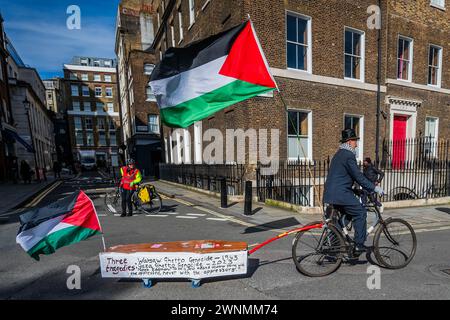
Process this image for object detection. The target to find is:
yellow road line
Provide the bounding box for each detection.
[27,180,63,207]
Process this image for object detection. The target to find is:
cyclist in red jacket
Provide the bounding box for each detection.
[119,159,142,217]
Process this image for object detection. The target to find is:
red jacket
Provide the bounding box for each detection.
[120,166,142,190]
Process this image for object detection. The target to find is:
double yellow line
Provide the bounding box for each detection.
[25,180,63,208]
[1,180,63,217]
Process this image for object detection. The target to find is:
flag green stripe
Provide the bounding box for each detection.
[27,226,100,260]
[160,79,275,128]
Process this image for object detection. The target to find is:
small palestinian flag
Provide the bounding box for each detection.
[149,20,277,128]
[16,190,102,261]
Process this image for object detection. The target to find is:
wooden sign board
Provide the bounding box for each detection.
[99,240,248,280]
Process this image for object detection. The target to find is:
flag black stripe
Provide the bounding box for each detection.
[18,191,80,234]
[150,22,247,82]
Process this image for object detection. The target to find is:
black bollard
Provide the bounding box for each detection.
[244,181,252,215]
[220,177,227,208]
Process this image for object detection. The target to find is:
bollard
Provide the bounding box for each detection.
[244,181,252,215]
[220,177,227,208]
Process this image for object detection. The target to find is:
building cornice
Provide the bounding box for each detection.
[271,68,387,93]
[63,64,117,73]
[386,78,450,95]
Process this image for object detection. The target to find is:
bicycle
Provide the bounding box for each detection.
[104,182,162,215]
[291,190,417,277]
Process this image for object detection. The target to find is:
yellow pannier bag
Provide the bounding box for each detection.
[138,186,151,203]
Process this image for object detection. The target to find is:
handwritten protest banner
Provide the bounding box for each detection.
[99,250,248,279]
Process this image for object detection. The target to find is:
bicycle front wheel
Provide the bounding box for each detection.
[292,222,345,277]
[373,218,417,269]
[138,192,162,215]
[104,189,121,214]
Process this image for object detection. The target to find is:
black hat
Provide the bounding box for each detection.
[340,128,360,143]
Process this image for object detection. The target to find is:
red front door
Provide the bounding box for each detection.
[392,115,408,168]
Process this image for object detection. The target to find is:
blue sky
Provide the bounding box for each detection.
[0,0,120,79]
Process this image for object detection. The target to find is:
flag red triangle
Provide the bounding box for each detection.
[61,191,102,232]
[219,21,277,88]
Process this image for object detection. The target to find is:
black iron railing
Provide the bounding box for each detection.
[159,163,245,195]
[256,142,450,206]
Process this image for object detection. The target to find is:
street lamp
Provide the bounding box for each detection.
[23,97,40,182]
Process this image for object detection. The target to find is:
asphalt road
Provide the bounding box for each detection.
[1,171,450,300]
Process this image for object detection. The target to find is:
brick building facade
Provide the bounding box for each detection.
[116,0,162,177]
[63,57,121,168]
[151,0,449,168]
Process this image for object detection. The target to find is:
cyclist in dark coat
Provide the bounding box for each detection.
[323,129,384,254]
[363,157,384,185]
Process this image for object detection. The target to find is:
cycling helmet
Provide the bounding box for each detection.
[126,159,136,165]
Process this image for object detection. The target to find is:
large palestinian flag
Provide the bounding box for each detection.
[16,190,102,261]
[149,20,277,128]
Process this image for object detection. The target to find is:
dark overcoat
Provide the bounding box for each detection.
[323,149,375,205]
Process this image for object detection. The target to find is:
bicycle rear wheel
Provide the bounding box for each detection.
[292,222,345,277]
[373,218,417,269]
[137,191,162,215]
[104,189,121,214]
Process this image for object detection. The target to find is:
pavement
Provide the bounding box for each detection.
[1,170,449,300]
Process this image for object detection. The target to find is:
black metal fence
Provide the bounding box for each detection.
[257,139,450,207]
[159,163,246,195]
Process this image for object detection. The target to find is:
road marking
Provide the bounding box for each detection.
[165,212,179,215]
[206,218,228,221]
[107,204,117,213]
[176,216,198,219]
[98,214,107,217]
[114,214,122,217]
[28,180,63,207]
[146,214,169,217]
[187,213,206,217]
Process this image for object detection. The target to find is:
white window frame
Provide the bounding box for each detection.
[148,114,160,134]
[146,86,156,101]
[96,102,104,112]
[144,63,155,75]
[189,0,195,27]
[70,72,78,80]
[344,114,364,161]
[286,11,312,74]
[94,74,101,82]
[84,102,91,112]
[104,75,112,82]
[425,116,439,157]
[82,86,90,97]
[81,74,89,81]
[178,8,184,44]
[171,25,176,47]
[105,87,113,98]
[107,103,114,113]
[428,44,443,88]
[71,85,79,96]
[344,27,365,82]
[194,121,203,164]
[397,35,414,82]
[85,117,93,130]
[95,87,102,97]
[430,0,446,10]
[72,101,80,111]
[287,109,313,161]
